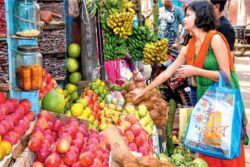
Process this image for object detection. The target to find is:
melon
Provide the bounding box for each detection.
[41,90,65,114]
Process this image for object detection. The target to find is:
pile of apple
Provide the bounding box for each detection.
[39,68,57,99]
[123,104,154,136]
[99,103,122,131]
[0,95,34,159]
[29,110,111,167]
[117,114,154,156]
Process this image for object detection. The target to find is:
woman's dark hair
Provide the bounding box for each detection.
[185,1,216,32]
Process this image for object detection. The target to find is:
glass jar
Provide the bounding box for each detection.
[16,45,43,90]
[13,0,41,38]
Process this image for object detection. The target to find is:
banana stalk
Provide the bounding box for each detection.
[153,0,159,41]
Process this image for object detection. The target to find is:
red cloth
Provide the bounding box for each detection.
[199,143,246,167]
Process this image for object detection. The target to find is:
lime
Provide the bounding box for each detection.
[68,43,81,58]
[70,90,79,101]
[66,58,79,72]
[65,83,77,94]
[69,72,82,85]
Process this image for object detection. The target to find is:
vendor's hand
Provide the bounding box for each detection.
[40,10,62,24]
[177,65,198,78]
[131,88,145,102]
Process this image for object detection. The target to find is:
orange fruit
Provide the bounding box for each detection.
[1,141,12,155]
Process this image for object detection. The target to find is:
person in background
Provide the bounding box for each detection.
[211,0,235,55]
[132,1,246,166]
[159,0,185,48]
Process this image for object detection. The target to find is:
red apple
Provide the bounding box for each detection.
[69,146,79,154]
[28,137,44,152]
[0,92,6,104]
[91,158,102,167]
[72,138,84,149]
[38,110,53,122]
[79,151,94,167]
[72,162,82,167]
[138,145,149,155]
[96,150,105,161]
[35,118,48,130]
[125,130,135,143]
[119,120,131,131]
[0,103,9,115]
[53,120,64,132]
[7,98,19,110]
[37,146,51,162]
[56,138,71,154]
[0,124,6,136]
[128,143,137,152]
[130,124,141,137]
[87,138,99,145]
[134,135,144,147]
[44,153,61,167]
[32,161,44,167]
[26,111,35,121]
[1,119,13,131]
[125,114,138,125]
[19,99,32,114]
[63,150,78,166]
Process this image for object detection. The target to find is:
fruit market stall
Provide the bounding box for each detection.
[0,0,212,166]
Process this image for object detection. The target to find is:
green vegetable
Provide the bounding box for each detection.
[186,158,208,167]
[170,153,185,166]
[166,98,177,156]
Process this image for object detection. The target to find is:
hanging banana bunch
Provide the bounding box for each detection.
[106,11,134,39]
[143,38,169,65]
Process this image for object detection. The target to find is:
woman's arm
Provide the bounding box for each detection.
[133,46,187,100]
[178,34,230,81]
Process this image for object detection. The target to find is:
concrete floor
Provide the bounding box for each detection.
[141,56,250,166]
[235,56,250,167]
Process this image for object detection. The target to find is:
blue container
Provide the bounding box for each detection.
[13,0,40,36]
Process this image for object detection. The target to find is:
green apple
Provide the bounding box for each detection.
[125,104,135,114]
[138,108,147,118]
[145,124,153,136]
[138,104,148,111]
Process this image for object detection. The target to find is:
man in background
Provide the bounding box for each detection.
[211,0,235,54]
[159,0,185,48]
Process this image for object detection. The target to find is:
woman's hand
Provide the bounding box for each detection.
[131,88,145,102]
[177,65,198,77]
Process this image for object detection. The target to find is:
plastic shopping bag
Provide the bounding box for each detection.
[184,72,243,159]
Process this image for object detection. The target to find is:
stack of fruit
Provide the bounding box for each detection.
[99,104,122,131]
[65,89,100,130]
[143,38,168,65]
[103,32,127,60]
[66,43,81,100]
[117,114,154,156]
[39,68,57,99]
[87,79,109,102]
[124,82,168,128]
[0,96,34,160]
[29,110,111,167]
[128,26,153,61]
[123,104,154,136]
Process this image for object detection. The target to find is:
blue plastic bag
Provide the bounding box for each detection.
[184,72,243,159]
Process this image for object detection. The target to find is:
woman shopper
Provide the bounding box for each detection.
[132,1,246,166]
